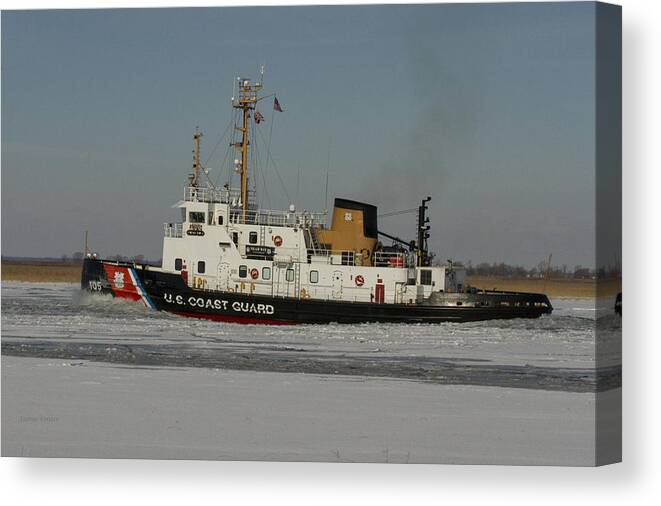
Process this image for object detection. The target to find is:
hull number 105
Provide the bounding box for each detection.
[88,280,103,291]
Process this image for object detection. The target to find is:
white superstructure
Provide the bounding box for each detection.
[161,185,466,305]
[161,76,465,306]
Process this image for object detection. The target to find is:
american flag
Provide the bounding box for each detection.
[273,97,283,112]
[254,110,264,124]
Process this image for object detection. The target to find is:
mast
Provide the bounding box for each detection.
[189,126,203,187]
[417,197,432,267]
[232,77,262,220]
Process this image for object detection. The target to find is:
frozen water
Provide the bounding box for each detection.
[1,283,621,463]
[1,282,621,391]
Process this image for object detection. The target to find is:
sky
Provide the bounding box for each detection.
[1,2,614,268]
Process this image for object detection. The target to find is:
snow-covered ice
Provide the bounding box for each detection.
[1,356,621,465]
[1,282,621,464]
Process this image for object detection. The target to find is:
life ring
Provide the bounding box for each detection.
[250,268,259,280]
[355,275,365,286]
[273,235,283,247]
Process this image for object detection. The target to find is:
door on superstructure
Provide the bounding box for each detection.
[394,282,406,304]
[332,271,343,299]
[217,263,230,291]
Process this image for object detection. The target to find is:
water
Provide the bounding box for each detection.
[1,282,621,391]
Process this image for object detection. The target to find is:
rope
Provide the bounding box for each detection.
[205,94,289,206]
[378,208,418,218]
[212,135,233,189]
[204,115,233,167]
[257,115,291,203]
[253,123,271,209]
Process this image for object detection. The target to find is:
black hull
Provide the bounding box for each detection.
[615,292,622,315]
[82,258,553,325]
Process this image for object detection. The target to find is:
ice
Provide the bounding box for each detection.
[1,282,621,391]
[0,282,622,464]
[1,356,620,465]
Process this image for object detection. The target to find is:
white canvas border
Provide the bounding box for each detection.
[1,0,658,504]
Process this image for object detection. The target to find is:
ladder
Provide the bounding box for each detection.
[294,262,301,299]
[307,227,323,255]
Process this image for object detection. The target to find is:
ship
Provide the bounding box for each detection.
[615,292,622,316]
[81,75,553,324]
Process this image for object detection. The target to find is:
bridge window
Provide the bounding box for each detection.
[420,269,432,285]
[249,231,258,244]
[262,267,271,280]
[197,261,205,274]
[189,211,205,223]
[310,270,319,283]
[174,258,183,271]
[239,265,247,278]
[286,269,295,282]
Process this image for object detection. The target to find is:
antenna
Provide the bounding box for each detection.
[324,138,331,213]
[190,126,203,187]
[296,163,301,207]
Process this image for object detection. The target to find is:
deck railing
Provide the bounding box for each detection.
[184,186,255,206]
[183,186,327,229]
[373,251,413,268]
[228,209,327,228]
[309,249,413,268]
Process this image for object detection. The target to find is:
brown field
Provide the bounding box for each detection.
[1,262,81,283]
[1,261,620,298]
[467,276,621,299]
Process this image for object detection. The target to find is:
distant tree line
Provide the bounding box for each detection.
[464,261,621,280]
[60,252,85,264]
[58,253,160,266]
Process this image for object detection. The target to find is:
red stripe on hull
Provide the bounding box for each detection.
[171,310,296,326]
[113,289,142,302]
[103,263,141,301]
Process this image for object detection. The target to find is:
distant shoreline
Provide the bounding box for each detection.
[466,275,620,299]
[2,261,82,283]
[1,260,620,298]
